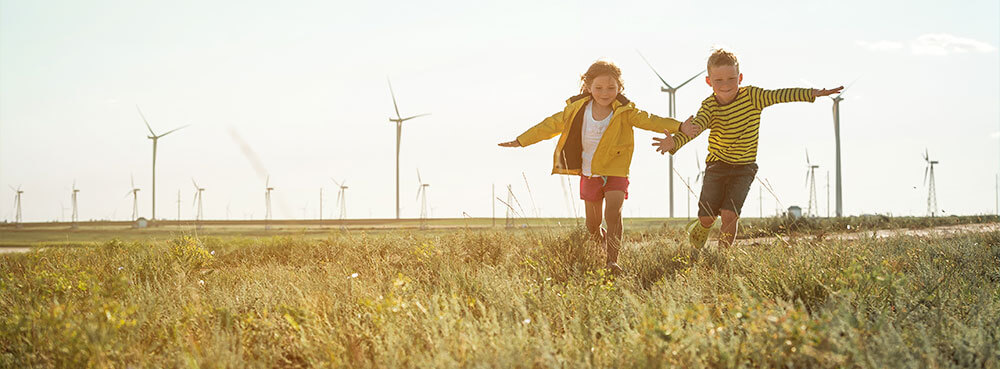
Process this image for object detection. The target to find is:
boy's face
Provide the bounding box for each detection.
[588,74,619,108]
[706,64,742,104]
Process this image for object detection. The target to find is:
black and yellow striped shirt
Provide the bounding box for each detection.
[672,86,815,164]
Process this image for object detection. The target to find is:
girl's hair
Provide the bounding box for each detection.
[580,60,624,94]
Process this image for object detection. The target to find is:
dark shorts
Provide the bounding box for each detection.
[697,162,758,217]
[579,175,629,202]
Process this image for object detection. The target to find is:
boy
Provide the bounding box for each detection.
[652,48,842,248]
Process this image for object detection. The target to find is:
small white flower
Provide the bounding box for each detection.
[117,266,124,271]
[349,273,359,279]
[522,318,531,324]
[210,250,215,255]
[198,280,205,286]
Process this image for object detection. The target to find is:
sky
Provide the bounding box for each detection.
[1,0,998,222]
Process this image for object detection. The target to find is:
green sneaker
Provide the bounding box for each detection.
[686,219,712,249]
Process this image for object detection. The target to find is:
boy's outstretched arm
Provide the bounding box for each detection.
[813,86,844,97]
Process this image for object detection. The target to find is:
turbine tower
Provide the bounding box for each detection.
[923,149,939,217]
[831,93,844,217]
[416,170,429,229]
[805,150,819,217]
[191,179,204,226]
[10,185,23,227]
[264,176,274,230]
[137,105,188,223]
[387,78,430,220]
[71,181,80,228]
[638,50,705,218]
[332,178,348,221]
[126,175,140,221]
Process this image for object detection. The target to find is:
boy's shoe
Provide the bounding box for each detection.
[686,219,712,249]
[606,262,624,276]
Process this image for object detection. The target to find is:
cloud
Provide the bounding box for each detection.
[856,40,904,51]
[910,33,997,55]
[857,33,996,56]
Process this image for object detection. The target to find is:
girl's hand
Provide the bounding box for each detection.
[812,86,844,97]
[651,130,676,154]
[498,140,521,147]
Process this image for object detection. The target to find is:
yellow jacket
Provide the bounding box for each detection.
[516,94,682,177]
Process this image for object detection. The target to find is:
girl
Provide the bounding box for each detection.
[499,60,689,274]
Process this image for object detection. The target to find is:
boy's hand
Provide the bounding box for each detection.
[812,86,844,97]
[651,130,676,155]
[680,115,701,137]
[498,140,521,147]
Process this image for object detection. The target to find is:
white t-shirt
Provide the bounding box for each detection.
[581,101,612,177]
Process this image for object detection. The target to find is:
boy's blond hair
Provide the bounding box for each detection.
[707,48,739,72]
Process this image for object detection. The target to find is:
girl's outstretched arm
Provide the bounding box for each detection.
[498,140,521,147]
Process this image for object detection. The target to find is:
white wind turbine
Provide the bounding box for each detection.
[332,178,348,221]
[416,170,429,229]
[638,50,706,218]
[125,175,140,221]
[387,78,430,220]
[804,150,819,217]
[923,149,939,217]
[71,181,80,228]
[191,179,204,224]
[137,106,188,222]
[265,176,274,229]
[10,185,23,226]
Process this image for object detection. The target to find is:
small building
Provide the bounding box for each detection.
[134,217,149,229]
[787,206,803,220]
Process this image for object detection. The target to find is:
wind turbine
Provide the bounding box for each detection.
[416,170,429,229]
[265,176,274,230]
[137,105,188,223]
[923,149,939,217]
[387,78,430,220]
[191,179,205,227]
[831,93,845,217]
[638,50,705,218]
[332,178,347,222]
[71,181,80,228]
[10,185,23,226]
[804,150,819,217]
[125,175,140,221]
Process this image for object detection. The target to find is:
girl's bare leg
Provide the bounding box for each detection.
[584,200,604,242]
[603,191,626,274]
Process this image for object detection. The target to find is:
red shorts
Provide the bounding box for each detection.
[579,175,629,202]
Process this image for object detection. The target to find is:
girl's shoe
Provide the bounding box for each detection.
[606,262,624,276]
[686,219,712,249]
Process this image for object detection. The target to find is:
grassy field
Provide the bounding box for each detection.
[1,219,998,367]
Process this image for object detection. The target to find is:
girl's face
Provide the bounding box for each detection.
[587,75,619,108]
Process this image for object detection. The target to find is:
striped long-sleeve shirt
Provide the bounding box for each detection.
[671,86,815,164]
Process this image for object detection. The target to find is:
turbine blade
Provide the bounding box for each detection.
[416,186,422,201]
[158,124,189,138]
[387,77,401,120]
[417,169,422,185]
[635,49,674,89]
[400,113,431,122]
[136,105,156,136]
[924,166,929,185]
[675,70,706,89]
[192,178,199,189]
[130,174,135,189]
[806,150,811,165]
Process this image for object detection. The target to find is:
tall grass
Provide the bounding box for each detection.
[1,227,998,368]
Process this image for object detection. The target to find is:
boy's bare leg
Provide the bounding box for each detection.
[699,216,716,228]
[719,209,739,247]
[603,191,626,269]
[584,200,604,242]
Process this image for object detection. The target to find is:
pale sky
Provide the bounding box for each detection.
[2,0,998,222]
